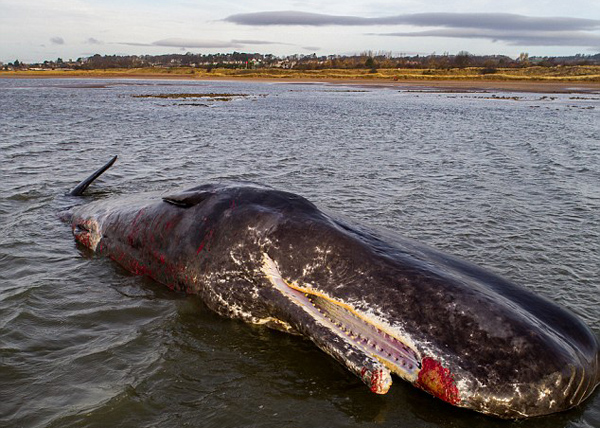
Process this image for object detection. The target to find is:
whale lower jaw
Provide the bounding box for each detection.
[261,253,422,393]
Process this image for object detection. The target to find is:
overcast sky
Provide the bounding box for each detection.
[1,0,599,63]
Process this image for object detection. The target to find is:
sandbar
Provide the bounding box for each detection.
[1,71,599,94]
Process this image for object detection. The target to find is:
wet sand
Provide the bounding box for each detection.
[291,79,600,94]
[338,79,600,94]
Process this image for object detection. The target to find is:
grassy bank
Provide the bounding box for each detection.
[2,65,600,82]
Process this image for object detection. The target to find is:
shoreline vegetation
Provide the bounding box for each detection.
[2,66,600,93]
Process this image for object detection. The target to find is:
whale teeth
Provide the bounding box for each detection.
[293,284,419,380]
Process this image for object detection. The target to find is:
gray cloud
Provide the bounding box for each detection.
[118,42,153,47]
[153,38,241,49]
[86,37,103,45]
[231,39,294,46]
[376,29,600,47]
[225,11,374,26]
[50,36,64,45]
[119,39,242,49]
[119,38,293,50]
[224,11,600,32]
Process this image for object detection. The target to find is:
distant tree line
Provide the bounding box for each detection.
[6,51,600,71]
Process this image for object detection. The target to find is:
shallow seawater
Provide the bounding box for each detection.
[0,78,598,428]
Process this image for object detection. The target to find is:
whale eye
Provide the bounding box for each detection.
[76,223,90,233]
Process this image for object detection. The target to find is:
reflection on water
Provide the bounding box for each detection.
[0,78,598,428]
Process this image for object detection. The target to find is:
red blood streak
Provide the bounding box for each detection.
[196,229,214,254]
[370,369,381,393]
[360,367,387,394]
[127,209,145,246]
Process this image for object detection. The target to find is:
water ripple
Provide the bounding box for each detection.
[0,78,598,428]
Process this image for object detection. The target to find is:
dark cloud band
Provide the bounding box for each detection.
[224,11,600,32]
[153,38,240,48]
[118,38,291,50]
[224,10,600,48]
[377,29,600,47]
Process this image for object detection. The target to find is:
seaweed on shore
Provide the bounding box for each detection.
[132,93,249,101]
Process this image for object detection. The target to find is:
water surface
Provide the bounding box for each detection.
[0,78,599,427]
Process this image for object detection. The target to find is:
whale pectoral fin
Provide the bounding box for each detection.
[162,191,214,208]
[70,155,117,196]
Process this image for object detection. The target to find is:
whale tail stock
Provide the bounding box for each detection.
[70,155,118,196]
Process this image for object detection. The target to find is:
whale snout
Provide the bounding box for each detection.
[470,363,598,418]
[455,328,600,418]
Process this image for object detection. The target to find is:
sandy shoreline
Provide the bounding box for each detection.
[2,72,600,94]
[311,79,600,94]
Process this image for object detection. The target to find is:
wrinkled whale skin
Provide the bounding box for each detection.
[69,182,600,419]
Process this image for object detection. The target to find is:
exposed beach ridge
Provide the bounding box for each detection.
[2,67,600,94]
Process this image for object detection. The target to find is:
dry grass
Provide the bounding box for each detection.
[2,65,600,82]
